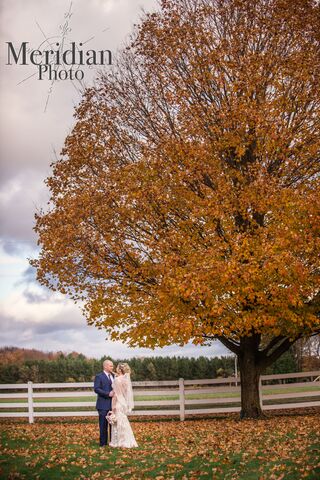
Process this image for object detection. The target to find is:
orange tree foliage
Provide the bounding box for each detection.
[31,0,320,391]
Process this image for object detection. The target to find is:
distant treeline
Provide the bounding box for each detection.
[0,347,297,383]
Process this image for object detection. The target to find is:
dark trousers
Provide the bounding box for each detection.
[98,409,112,446]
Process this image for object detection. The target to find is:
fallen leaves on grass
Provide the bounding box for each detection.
[0,412,319,479]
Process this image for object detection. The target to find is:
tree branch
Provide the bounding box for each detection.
[202,334,241,354]
[260,335,302,369]
[260,335,287,356]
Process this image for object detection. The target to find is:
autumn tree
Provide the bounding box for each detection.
[31,0,320,418]
[292,335,320,370]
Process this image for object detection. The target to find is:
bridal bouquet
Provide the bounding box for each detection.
[106,411,117,425]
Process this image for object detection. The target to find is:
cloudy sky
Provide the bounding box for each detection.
[0,0,229,360]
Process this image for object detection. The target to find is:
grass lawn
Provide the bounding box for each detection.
[0,410,319,479]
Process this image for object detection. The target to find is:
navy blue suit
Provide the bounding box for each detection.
[94,371,114,446]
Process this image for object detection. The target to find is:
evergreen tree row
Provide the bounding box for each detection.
[0,350,297,384]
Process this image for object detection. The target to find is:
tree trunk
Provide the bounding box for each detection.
[215,331,304,419]
[238,335,265,419]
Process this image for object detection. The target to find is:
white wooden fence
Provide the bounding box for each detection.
[0,371,319,423]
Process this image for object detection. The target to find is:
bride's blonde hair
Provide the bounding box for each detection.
[116,362,131,375]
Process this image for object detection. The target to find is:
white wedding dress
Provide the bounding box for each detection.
[109,373,138,448]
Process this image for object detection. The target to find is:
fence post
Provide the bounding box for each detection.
[234,355,238,386]
[179,378,185,421]
[259,376,263,410]
[27,381,34,424]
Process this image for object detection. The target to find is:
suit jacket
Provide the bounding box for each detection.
[94,371,114,411]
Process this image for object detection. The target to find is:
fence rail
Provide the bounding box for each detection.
[0,371,319,423]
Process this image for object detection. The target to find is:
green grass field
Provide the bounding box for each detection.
[1,411,319,479]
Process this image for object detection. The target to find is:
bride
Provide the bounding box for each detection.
[108,362,138,448]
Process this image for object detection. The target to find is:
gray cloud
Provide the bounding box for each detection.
[1,240,25,256]
[22,288,54,304]
[18,265,38,284]
[0,0,158,249]
[0,307,230,359]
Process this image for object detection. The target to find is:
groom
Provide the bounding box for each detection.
[94,359,115,447]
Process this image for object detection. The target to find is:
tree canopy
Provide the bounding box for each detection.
[31,0,320,371]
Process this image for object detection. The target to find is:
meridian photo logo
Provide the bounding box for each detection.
[3,1,113,112]
[6,41,112,81]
